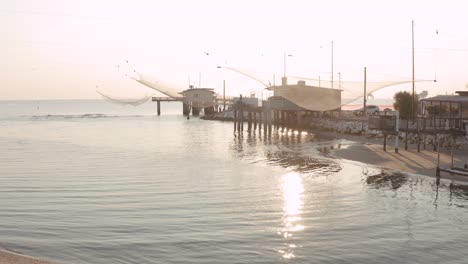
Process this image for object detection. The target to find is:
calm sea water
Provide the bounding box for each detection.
[1,100,468,264]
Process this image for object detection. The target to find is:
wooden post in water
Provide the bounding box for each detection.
[223,80,226,111]
[233,109,237,132]
[436,134,441,176]
[247,111,252,132]
[253,111,257,131]
[240,108,244,132]
[258,111,262,133]
[157,101,161,116]
[297,110,302,132]
[268,110,272,136]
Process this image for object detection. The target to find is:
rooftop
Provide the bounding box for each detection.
[421,91,468,103]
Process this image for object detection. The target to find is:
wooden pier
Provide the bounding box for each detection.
[151,97,178,116]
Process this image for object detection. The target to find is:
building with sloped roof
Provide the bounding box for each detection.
[420,91,468,120]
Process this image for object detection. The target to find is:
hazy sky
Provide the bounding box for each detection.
[2,0,468,100]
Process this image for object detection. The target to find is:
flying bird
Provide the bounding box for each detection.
[204,51,209,55]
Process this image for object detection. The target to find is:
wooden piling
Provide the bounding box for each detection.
[253,111,257,131]
[233,109,237,131]
[247,111,252,132]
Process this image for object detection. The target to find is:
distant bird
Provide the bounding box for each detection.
[204,51,209,55]
[436,29,438,34]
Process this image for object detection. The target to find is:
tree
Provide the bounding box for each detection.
[393,91,419,120]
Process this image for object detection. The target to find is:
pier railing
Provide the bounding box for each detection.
[369,115,466,136]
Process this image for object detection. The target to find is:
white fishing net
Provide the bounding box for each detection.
[221,67,433,111]
[131,73,183,99]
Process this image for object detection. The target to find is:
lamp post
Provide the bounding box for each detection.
[283,52,293,77]
[331,40,334,89]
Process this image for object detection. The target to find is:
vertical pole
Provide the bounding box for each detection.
[297,111,302,132]
[405,120,409,151]
[436,134,441,176]
[268,110,272,137]
[395,110,399,153]
[451,136,455,168]
[233,109,237,131]
[253,112,257,131]
[240,108,244,132]
[223,80,226,110]
[331,40,334,89]
[157,101,161,116]
[412,20,416,121]
[363,67,367,117]
[248,111,252,132]
[362,67,367,132]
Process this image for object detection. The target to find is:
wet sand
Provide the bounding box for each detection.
[0,250,55,264]
[326,133,468,179]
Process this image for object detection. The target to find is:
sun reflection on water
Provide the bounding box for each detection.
[277,172,305,259]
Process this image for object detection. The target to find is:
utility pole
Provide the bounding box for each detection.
[331,40,334,89]
[223,80,226,110]
[361,67,367,132]
[363,67,367,118]
[412,20,415,120]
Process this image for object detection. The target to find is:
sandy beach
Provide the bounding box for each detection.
[323,132,468,180]
[0,250,55,264]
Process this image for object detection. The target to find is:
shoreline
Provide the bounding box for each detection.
[315,131,468,182]
[0,250,55,264]
[204,111,468,181]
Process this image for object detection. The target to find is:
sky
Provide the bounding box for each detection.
[2,0,468,100]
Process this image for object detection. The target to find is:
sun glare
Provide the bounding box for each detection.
[278,172,305,259]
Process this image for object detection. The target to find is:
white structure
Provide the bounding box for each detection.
[179,88,217,108]
[267,77,342,111]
